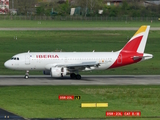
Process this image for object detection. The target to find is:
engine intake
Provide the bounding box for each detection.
[51,67,67,77]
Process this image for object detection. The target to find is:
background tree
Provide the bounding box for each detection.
[36,5,44,16]
[10,0,160,17]
[16,0,38,15]
[36,0,59,16]
[74,0,103,16]
[58,0,70,16]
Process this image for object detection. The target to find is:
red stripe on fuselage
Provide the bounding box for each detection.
[109,35,144,69]
[109,51,143,69]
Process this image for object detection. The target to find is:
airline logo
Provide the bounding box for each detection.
[133,26,147,36]
[109,26,149,69]
[122,26,148,52]
[36,55,59,58]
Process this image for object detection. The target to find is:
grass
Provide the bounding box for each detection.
[0,30,159,75]
[0,85,159,118]
[0,20,160,28]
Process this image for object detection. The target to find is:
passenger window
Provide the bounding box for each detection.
[17,58,19,60]
[14,58,16,60]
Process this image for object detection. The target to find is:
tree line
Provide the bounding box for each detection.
[9,0,160,17]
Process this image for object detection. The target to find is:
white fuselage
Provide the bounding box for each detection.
[4,52,119,71]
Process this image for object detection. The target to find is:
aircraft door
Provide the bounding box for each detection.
[117,54,122,64]
[25,54,30,65]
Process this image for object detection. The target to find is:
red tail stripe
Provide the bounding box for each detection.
[109,52,143,69]
[122,36,143,52]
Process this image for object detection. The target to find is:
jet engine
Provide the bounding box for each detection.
[43,70,51,75]
[51,67,67,77]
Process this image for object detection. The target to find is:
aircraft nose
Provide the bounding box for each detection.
[4,61,10,68]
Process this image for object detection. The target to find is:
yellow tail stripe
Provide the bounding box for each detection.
[134,26,147,37]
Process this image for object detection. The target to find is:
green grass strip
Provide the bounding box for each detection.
[0,20,159,28]
[0,85,159,118]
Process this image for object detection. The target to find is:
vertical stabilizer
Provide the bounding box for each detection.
[121,26,150,53]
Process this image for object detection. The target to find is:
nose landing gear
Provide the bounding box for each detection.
[24,70,29,79]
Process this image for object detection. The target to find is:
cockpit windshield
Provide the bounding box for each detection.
[11,57,19,60]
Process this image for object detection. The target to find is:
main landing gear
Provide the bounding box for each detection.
[70,73,81,80]
[24,70,29,79]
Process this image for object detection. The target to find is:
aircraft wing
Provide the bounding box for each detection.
[65,61,99,67]
[45,61,99,71]
[59,61,99,72]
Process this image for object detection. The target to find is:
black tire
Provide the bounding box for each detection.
[76,74,81,80]
[70,73,76,79]
[24,75,29,79]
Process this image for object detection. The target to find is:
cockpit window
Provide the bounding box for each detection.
[11,57,19,60]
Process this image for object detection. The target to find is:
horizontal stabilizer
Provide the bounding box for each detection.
[142,53,153,61]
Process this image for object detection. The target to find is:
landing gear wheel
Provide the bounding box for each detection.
[24,75,29,79]
[76,74,81,80]
[70,73,76,79]
[24,70,29,79]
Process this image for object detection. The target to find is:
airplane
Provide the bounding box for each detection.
[4,25,153,79]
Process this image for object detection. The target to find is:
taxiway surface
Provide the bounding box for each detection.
[0,75,160,86]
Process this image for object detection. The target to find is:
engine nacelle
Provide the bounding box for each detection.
[51,67,67,77]
[43,70,50,75]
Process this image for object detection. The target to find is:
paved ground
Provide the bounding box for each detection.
[0,75,160,86]
[0,27,160,31]
[0,75,159,120]
[0,108,24,120]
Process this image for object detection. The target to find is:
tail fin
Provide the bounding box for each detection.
[121,26,150,53]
